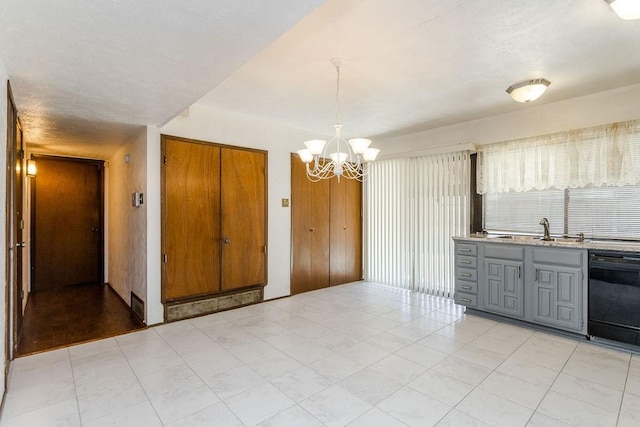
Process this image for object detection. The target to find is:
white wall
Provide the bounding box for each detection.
[145,126,162,325]
[160,105,324,301]
[0,56,9,398]
[107,129,148,320]
[378,84,640,156]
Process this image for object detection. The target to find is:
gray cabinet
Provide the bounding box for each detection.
[453,239,588,335]
[530,247,585,332]
[454,242,478,307]
[483,258,524,318]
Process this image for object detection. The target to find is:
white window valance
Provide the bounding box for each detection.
[477,119,640,194]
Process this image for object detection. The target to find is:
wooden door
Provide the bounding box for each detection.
[162,137,221,301]
[6,82,24,353]
[32,157,103,290]
[290,155,330,294]
[330,177,362,286]
[220,148,267,290]
[14,121,24,325]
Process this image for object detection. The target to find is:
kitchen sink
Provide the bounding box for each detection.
[488,235,588,243]
[491,235,537,240]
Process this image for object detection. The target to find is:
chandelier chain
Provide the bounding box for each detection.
[335,63,341,127]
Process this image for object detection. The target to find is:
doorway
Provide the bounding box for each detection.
[16,155,143,355]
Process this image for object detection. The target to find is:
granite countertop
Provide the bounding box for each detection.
[453,234,640,253]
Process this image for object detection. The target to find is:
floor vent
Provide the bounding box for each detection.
[131,291,145,322]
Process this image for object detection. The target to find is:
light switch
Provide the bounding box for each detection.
[282,198,289,207]
[132,192,144,207]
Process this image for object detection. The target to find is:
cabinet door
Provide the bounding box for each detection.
[163,138,221,301]
[221,148,267,290]
[291,155,330,294]
[532,264,582,331]
[483,258,524,318]
[329,177,362,286]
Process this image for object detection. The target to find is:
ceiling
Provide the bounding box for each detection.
[197,0,640,141]
[0,0,324,157]
[1,0,640,158]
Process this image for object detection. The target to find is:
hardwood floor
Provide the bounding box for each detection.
[16,283,145,356]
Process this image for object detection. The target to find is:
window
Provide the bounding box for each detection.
[483,189,564,235]
[483,185,640,239]
[568,185,640,239]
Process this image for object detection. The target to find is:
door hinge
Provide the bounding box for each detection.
[20,290,24,300]
[163,155,167,165]
[580,270,584,281]
[19,219,24,230]
[162,254,168,263]
[263,245,267,253]
[18,150,25,160]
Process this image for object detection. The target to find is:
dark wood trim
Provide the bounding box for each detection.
[470,153,483,233]
[29,155,106,289]
[3,79,16,415]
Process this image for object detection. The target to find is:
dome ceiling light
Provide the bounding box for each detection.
[506,79,551,103]
[605,0,640,20]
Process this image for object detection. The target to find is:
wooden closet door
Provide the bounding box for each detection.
[162,138,221,301]
[291,155,330,294]
[330,177,362,286]
[221,148,267,290]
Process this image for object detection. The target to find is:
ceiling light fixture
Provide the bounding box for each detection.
[297,58,379,182]
[605,0,640,20]
[506,78,551,103]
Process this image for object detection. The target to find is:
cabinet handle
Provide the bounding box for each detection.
[460,298,471,303]
[460,248,471,252]
[460,285,472,290]
[535,268,538,282]
[461,273,472,277]
[460,260,472,264]
[517,266,521,278]
[309,228,315,232]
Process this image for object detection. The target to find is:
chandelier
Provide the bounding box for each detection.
[297,58,379,182]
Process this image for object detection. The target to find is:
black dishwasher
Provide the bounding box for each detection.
[589,251,640,346]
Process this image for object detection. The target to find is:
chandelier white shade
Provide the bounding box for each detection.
[506,78,551,103]
[606,0,640,20]
[297,58,379,182]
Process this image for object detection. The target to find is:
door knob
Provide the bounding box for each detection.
[223,237,231,244]
[92,227,100,232]
[309,228,315,232]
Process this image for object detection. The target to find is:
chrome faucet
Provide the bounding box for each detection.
[539,218,552,241]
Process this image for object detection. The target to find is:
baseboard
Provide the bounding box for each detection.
[164,286,263,322]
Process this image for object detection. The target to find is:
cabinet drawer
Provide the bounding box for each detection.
[485,244,524,261]
[532,247,585,267]
[455,280,477,295]
[456,268,477,281]
[454,292,477,307]
[457,256,477,269]
[456,243,477,256]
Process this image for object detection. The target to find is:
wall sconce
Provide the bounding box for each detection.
[27,159,37,177]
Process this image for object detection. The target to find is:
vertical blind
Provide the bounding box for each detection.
[365,152,470,297]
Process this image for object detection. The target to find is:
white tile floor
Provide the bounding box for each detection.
[2,281,640,426]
